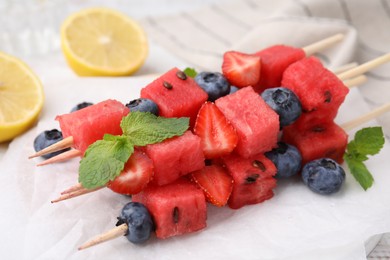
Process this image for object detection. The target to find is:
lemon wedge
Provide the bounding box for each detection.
[61,8,148,76]
[0,52,44,143]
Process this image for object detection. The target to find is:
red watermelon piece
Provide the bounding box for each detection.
[222,153,277,209]
[140,67,208,127]
[254,45,305,92]
[281,56,349,121]
[55,99,129,154]
[282,121,348,165]
[215,86,279,158]
[145,131,205,186]
[132,178,207,239]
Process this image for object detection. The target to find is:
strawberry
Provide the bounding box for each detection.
[191,165,234,207]
[194,102,238,159]
[222,51,261,88]
[107,150,154,195]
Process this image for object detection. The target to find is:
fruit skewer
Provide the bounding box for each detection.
[28,99,129,160]
[50,100,390,204]
[28,34,345,161]
[30,73,366,167]
[30,49,389,166]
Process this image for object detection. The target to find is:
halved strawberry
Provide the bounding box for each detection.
[222,51,261,88]
[107,149,154,195]
[194,102,238,159]
[191,165,233,207]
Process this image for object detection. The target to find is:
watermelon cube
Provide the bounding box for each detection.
[145,131,205,186]
[55,99,129,154]
[282,121,348,165]
[254,45,305,92]
[215,86,279,158]
[222,153,277,209]
[140,67,208,126]
[132,178,207,239]
[281,56,349,121]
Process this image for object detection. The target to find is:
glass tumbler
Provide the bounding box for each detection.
[0,0,70,60]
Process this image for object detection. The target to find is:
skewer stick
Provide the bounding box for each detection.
[302,33,344,56]
[337,53,390,80]
[37,149,82,166]
[341,102,390,131]
[343,75,367,89]
[60,183,84,195]
[78,223,128,250]
[332,62,358,75]
[51,186,104,203]
[29,136,74,159]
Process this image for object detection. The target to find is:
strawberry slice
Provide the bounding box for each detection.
[107,150,154,195]
[222,51,261,88]
[191,165,234,207]
[194,102,238,159]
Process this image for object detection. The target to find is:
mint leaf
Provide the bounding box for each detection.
[79,136,134,189]
[79,112,189,189]
[120,112,189,146]
[343,126,385,190]
[344,156,374,190]
[353,127,384,156]
[183,67,197,78]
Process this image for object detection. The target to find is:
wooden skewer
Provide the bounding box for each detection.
[341,102,390,131]
[51,185,104,203]
[60,183,84,195]
[302,33,344,56]
[29,136,74,159]
[36,149,82,166]
[332,62,358,75]
[343,75,367,89]
[337,53,390,81]
[78,223,128,250]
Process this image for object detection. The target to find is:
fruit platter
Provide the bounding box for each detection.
[2,37,390,259]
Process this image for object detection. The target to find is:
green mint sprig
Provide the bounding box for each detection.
[343,126,385,190]
[183,67,197,78]
[79,112,189,189]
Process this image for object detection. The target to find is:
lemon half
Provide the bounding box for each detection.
[61,8,148,76]
[0,52,44,143]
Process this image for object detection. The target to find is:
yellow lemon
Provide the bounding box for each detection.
[61,8,148,76]
[0,52,44,143]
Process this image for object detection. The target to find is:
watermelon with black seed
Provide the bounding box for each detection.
[140,67,208,127]
[282,121,348,165]
[222,153,277,209]
[281,56,349,129]
[132,178,207,239]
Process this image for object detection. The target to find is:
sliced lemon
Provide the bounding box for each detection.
[61,8,148,76]
[0,52,44,143]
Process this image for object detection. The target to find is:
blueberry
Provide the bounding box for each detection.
[301,158,345,195]
[33,129,70,159]
[71,102,93,112]
[265,142,302,178]
[125,98,159,116]
[194,72,230,101]
[261,87,302,128]
[116,202,154,244]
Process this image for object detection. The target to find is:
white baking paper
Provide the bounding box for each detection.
[1,75,390,260]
